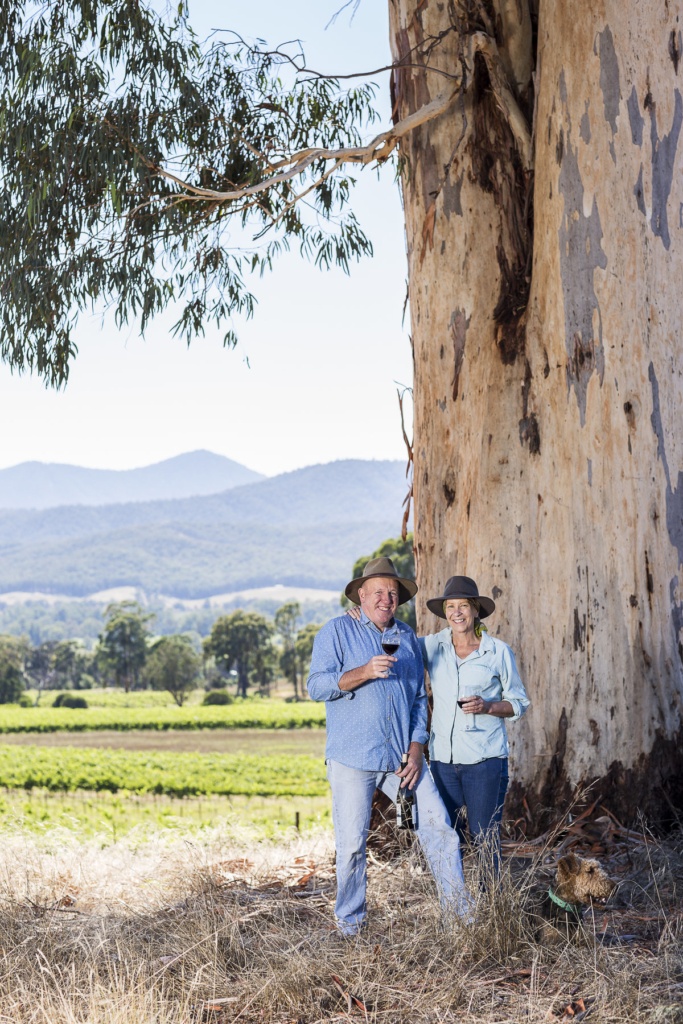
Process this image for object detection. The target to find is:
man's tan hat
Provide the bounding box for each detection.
[344,556,418,607]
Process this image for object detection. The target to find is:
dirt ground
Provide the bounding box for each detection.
[0,726,327,756]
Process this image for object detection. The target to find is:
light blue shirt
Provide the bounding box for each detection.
[419,628,530,765]
[307,612,428,771]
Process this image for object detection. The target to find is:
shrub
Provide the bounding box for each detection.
[145,635,201,707]
[52,694,88,709]
[17,693,33,708]
[202,689,233,706]
[0,637,26,704]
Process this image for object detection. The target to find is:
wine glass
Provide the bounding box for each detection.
[457,682,481,731]
[381,627,401,677]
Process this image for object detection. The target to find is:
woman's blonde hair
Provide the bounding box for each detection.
[443,597,489,638]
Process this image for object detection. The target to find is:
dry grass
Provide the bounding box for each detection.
[0,820,680,1023]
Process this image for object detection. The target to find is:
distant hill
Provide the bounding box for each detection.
[0,450,264,509]
[0,459,408,598]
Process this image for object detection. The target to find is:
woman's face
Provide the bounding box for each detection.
[444,598,476,635]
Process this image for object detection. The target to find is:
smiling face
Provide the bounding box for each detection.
[444,598,478,637]
[358,577,400,630]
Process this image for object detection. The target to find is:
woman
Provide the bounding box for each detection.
[422,575,530,878]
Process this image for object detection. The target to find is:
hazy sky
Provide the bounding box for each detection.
[0,1,412,477]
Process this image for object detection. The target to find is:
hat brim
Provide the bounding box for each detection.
[426,594,495,619]
[345,573,418,607]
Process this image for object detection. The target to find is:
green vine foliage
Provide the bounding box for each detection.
[0,1,379,384]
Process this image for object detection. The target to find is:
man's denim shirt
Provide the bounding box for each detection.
[307,611,428,772]
[420,628,530,765]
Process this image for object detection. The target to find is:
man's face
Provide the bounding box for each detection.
[358,577,400,629]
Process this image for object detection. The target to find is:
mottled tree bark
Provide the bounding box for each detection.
[389,0,683,828]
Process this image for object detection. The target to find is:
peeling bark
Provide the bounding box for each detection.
[391,0,683,829]
[491,0,533,102]
[450,308,470,400]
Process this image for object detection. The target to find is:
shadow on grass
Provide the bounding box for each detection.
[0,820,679,1023]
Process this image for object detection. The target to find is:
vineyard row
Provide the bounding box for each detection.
[0,745,328,798]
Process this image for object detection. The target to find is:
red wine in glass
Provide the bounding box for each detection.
[381,629,400,657]
[458,688,480,730]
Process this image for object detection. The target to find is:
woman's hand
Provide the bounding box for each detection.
[345,606,362,621]
[461,696,514,718]
[460,695,489,714]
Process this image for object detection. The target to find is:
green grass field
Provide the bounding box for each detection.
[0,698,326,733]
[0,787,331,839]
[0,690,331,839]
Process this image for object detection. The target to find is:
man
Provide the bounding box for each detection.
[307,556,471,936]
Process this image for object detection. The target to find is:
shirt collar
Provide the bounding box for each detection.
[478,631,495,653]
[437,626,452,647]
[438,626,494,654]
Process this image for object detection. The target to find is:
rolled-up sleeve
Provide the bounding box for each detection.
[500,644,530,721]
[307,621,352,702]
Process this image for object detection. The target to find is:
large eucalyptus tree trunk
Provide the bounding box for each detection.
[389,0,683,827]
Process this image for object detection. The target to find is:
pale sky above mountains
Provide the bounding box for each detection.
[0,1,412,478]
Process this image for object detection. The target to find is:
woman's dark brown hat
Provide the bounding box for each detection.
[426,576,495,619]
[344,556,418,607]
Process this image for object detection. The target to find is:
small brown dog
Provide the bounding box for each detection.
[536,851,616,942]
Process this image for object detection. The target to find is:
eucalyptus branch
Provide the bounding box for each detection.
[149,28,532,212]
[152,88,461,204]
[259,49,459,84]
[214,29,460,84]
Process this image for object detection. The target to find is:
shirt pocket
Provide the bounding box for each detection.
[461,664,501,701]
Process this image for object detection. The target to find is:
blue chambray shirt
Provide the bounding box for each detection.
[307,611,428,771]
[419,628,530,765]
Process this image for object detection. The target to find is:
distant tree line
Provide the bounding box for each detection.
[0,599,322,706]
[0,534,411,704]
[0,594,338,646]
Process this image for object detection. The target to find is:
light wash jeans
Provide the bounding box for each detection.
[327,757,471,935]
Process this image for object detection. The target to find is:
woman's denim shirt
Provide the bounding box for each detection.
[419,628,530,765]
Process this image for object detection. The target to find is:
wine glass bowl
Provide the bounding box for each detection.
[457,683,481,731]
[381,629,400,676]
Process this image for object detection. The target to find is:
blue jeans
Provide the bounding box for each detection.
[327,757,471,935]
[430,757,509,878]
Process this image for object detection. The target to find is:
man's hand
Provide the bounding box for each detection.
[396,742,423,790]
[338,654,396,691]
[365,654,396,679]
